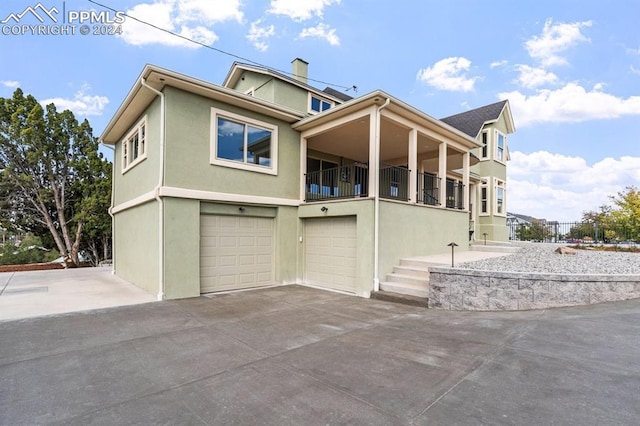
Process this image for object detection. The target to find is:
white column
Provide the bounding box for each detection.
[300,137,307,202]
[368,107,378,197]
[408,129,417,203]
[438,142,447,207]
[462,151,470,210]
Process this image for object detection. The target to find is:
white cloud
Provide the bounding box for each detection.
[247,19,275,51]
[268,0,341,21]
[40,84,109,116]
[631,65,640,75]
[508,151,640,221]
[119,0,243,48]
[299,23,340,46]
[1,80,20,88]
[525,19,592,66]
[417,57,480,92]
[500,82,640,126]
[490,60,508,69]
[626,46,640,56]
[514,65,559,89]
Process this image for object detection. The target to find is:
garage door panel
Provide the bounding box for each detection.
[200,215,275,294]
[304,216,357,294]
[218,255,237,266]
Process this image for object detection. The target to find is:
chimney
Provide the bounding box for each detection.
[291,58,308,84]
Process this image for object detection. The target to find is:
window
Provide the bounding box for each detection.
[211,109,278,175]
[480,131,488,159]
[496,131,505,162]
[309,94,332,114]
[495,179,506,216]
[480,182,488,214]
[121,116,147,172]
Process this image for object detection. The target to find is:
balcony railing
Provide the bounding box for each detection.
[379,163,409,201]
[446,180,464,209]
[305,163,464,209]
[305,163,368,202]
[417,172,440,206]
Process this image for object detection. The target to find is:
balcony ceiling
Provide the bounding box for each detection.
[306,116,447,163]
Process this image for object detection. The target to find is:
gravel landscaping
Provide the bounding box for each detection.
[460,242,640,275]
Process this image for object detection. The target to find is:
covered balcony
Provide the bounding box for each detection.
[296,92,478,210]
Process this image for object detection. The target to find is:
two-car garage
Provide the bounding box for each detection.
[199,213,357,295]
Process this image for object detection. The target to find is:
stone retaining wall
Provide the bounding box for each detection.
[428,267,640,311]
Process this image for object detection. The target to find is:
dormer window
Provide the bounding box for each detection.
[309,94,332,114]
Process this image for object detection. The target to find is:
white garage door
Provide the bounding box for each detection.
[304,216,357,293]
[200,215,275,293]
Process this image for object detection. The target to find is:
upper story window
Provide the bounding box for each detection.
[480,131,488,159]
[309,94,333,114]
[211,108,278,175]
[480,181,489,215]
[495,179,506,216]
[122,116,147,173]
[496,131,506,162]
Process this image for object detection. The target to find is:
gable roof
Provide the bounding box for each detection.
[222,61,351,105]
[440,100,514,138]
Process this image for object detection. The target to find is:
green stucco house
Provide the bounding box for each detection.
[100,59,515,300]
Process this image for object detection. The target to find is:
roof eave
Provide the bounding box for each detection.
[100,64,304,144]
[293,90,481,148]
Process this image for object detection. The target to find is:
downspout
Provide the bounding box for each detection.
[101,142,116,275]
[140,77,166,301]
[373,98,390,292]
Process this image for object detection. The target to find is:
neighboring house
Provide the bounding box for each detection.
[100,58,515,300]
[506,212,533,240]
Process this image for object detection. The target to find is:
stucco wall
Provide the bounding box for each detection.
[379,201,470,280]
[163,197,200,299]
[429,267,640,310]
[113,97,162,206]
[163,87,300,200]
[113,201,159,296]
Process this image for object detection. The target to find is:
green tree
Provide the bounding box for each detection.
[609,186,640,241]
[0,89,111,266]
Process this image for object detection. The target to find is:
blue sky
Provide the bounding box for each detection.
[1,0,639,222]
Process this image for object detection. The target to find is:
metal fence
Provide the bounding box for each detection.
[508,221,638,243]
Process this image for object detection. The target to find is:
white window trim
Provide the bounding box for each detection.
[121,115,147,174]
[479,179,490,216]
[307,93,334,115]
[210,108,278,175]
[494,130,507,164]
[494,178,506,217]
[480,130,489,160]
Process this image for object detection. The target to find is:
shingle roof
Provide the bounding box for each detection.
[440,100,508,138]
[322,87,353,102]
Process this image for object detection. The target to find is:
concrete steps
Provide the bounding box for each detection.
[379,258,432,299]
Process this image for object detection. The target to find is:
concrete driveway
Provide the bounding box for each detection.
[0,268,156,322]
[1,285,639,425]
